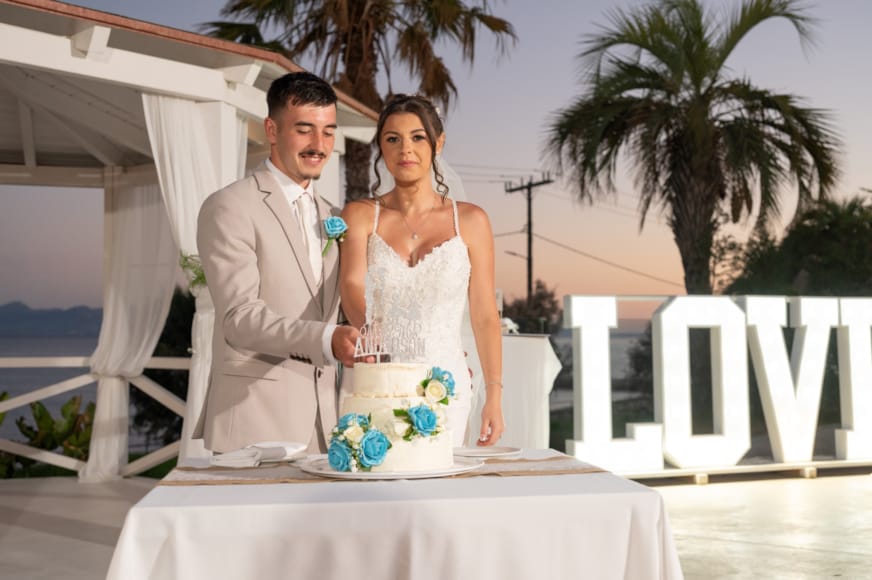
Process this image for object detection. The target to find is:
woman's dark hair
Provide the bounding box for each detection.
[267,71,337,118]
[371,94,448,197]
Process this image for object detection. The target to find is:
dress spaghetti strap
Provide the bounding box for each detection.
[372,198,381,235]
[450,198,460,236]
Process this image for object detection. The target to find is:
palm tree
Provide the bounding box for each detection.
[204,0,516,201]
[547,0,839,294]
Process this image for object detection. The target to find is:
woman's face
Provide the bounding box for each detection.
[379,112,444,186]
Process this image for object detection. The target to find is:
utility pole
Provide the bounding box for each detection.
[504,172,553,305]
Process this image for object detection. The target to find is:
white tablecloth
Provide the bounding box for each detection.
[467,335,562,448]
[106,451,683,580]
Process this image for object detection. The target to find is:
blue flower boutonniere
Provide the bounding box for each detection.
[322,216,348,256]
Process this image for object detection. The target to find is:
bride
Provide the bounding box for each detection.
[339,94,504,446]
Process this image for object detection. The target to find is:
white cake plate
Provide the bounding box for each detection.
[453,446,522,459]
[300,456,482,480]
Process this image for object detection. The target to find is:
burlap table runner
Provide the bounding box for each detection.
[159,453,605,487]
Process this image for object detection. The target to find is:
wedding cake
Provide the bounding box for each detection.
[327,361,456,473]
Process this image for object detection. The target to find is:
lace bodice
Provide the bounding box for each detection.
[364,198,472,401]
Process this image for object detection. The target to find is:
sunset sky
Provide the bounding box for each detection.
[1,0,870,313]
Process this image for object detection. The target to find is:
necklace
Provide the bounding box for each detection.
[396,198,437,240]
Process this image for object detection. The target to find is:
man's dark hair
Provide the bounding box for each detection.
[267,71,337,118]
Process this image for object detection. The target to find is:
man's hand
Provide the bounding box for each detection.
[331,325,359,367]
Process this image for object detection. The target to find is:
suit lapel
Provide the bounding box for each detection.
[255,167,321,304]
[315,193,341,319]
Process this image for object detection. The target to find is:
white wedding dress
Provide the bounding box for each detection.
[365,198,472,446]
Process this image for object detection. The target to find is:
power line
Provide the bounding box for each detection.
[494,228,524,238]
[533,233,684,288]
[453,162,545,172]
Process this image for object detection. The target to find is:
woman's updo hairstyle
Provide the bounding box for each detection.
[371,94,449,198]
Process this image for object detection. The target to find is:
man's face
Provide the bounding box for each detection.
[265,101,337,187]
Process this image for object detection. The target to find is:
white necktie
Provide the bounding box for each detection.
[297,190,322,281]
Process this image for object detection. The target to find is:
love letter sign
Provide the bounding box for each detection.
[564,296,872,473]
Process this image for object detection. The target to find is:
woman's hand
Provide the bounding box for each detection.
[477,390,504,446]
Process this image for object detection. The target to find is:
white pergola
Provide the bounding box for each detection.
[0,0,377,481]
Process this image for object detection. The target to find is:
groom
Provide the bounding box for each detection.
[194,71,358,454]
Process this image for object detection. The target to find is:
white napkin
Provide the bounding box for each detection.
[210,441,307,468]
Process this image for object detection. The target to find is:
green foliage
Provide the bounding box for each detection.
[547,0,839,294]
[502,279,563,335]
[204,0,516,111]
[134,288,194,447]
[10,395,94,476]
[204,0,516,201]
[727,196,872,296]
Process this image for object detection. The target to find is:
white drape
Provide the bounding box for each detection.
[142,94,246,465]
[80,180,177,482]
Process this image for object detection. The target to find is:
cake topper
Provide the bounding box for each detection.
[353,319,426,363]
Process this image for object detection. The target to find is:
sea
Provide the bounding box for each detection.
[0,336,151,451]
[551,328,645,382]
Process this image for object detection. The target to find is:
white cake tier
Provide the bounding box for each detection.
[340,395,454,472]
[372,431,453,473]
[352,362,430,397]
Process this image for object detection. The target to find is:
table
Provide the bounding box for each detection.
[464,334,563,448]
[106,451,683,580]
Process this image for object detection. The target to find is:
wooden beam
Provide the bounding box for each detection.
[39,105,126,166]
[120,441,181,477]
[0,67,152,156]
[70,23,111,62]
[0,22,267,118]
[0,163,161,187]
[0,439,85,472]
[221,63,262,86]
[0,164,101,186]
[17,100,36,167]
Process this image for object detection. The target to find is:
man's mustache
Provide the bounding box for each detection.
[301,149,326,158]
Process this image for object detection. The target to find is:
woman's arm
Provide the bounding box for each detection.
[338,200,374,330]
[459,202,505,446]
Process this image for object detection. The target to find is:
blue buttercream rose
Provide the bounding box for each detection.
[431,367,456,397]
[406,404,438,437]
[336,412,368,432]
[358,428,391,468]
[327,439,353,472]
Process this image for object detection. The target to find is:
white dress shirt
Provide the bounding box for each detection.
[265,158,336,365]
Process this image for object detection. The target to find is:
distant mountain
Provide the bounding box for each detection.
[0,302,102,337]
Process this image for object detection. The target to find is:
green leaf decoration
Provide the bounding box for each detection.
[179,253,207,290]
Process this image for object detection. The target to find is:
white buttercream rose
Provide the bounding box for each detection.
[370,408,401,441]
[343,424,365,444]
[424,380,448,403]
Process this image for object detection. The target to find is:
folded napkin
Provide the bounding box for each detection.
[210,441,306,468]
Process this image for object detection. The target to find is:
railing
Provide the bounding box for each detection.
[0,356,190,476]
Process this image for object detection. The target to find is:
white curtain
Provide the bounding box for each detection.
[80,181,177,482]
[142,94,246,465]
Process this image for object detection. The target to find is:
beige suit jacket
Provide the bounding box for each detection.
[193,163,342,453]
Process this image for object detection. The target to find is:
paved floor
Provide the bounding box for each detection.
[656,470,872,579]
[0,476,154,580]
[1,471,870,579]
